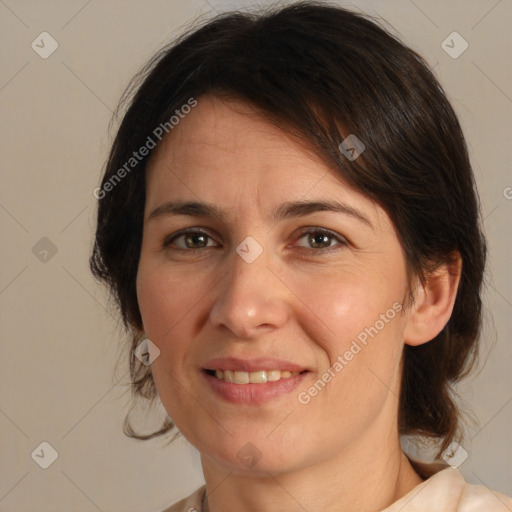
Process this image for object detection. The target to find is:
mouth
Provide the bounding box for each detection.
[201,357,310,404]
[203,368,308,384]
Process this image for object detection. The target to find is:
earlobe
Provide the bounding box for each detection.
[403,253,462,347]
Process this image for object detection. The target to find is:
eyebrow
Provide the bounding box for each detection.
[148,201,227,222]
[273,200,372,228]
[147,199,373,229]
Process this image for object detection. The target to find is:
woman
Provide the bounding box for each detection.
[90,2,512,511]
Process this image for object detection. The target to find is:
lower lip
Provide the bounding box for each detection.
[202,370,309,405]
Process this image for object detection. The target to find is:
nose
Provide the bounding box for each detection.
[208,245,290,339]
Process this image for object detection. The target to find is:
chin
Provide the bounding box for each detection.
[198,437,311,476]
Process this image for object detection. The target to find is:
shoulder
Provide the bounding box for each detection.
[458,481,512,511]
[157,485,206,512]
[383,466,512,511]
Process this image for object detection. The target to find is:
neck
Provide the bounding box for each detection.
[200,434,423,512]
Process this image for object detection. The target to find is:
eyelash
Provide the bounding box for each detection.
[162,227,347,253]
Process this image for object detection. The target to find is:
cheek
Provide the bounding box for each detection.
[136,264,201,354]
[291,268,398,349]
[137,267,172,335]
[136,265,204,423]
[290,267,406,402]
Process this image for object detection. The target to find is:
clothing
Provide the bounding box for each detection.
[159,466,512,512]
[381,466,512,511]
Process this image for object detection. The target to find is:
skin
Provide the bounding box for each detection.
[136,95,461,512]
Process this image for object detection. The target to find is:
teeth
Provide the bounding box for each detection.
[234,370,250,384]
[249,370,267,383]
[267,370,281,381]
[212,369,300,384]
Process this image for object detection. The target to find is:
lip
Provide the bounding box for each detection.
[202,356,307,373]
[202,370,309,405]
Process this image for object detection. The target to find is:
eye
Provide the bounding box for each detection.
[163,228,218,250]
[294,228,347,251]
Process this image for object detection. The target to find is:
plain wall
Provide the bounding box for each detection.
[0,1,510,510]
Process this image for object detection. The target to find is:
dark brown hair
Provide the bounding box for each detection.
[90,1,486,456]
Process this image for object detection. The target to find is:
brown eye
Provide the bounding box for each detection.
[308,232,332,249]
[183,233,209,248]
[295,228,347,251]
[163,229,217,249]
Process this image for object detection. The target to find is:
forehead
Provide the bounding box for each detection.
[144,95,382,226]
[147,96,325,177]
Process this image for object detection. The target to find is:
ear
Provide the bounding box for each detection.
[403,253,462,347]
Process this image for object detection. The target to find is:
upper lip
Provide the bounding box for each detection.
[202,357,308,373]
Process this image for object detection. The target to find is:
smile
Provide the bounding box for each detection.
[207,369,301,384]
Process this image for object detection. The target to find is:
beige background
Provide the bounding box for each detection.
[0,0,510,510]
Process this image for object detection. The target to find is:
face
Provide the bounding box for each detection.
[136,96,412,475]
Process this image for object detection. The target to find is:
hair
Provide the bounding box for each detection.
[90,1,486,457]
